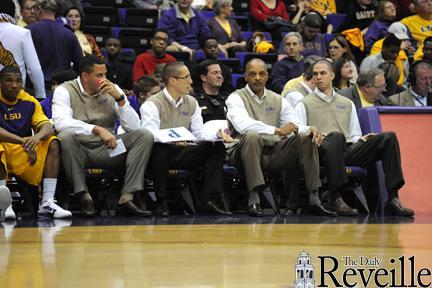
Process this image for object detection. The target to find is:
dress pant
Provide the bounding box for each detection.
[57,128,154,195]
[150,141,226,203]
[319,131,405,198]
[227,131,321,194]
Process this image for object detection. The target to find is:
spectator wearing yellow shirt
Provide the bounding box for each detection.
[400,0,432,47]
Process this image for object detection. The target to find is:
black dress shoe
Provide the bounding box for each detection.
[117,201,152,217]
[333,197,359,216]
[81,198,95,217]
[154,201,169,217]
[308,204,337,217]
[384,198,415,217]
[283,208,302,216]
[201,201,232,215]
[248,203,263,217]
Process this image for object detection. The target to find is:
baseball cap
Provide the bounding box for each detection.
[388,22,409,40]
[303,12,322,28]
[34,0,57,13]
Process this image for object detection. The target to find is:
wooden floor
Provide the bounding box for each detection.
[1,219,432,288]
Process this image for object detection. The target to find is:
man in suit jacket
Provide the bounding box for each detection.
[339,68,388,109]
[388,60,432,106]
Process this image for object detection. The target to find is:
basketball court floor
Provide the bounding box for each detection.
[1,213,431,288]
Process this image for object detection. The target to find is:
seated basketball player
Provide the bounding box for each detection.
[0,66,71,220]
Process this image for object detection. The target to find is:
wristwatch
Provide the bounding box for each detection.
[115,95,125,102]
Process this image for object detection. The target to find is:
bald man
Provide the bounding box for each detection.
[226,58,335,217]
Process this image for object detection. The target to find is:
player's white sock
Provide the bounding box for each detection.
[42,178,57,203]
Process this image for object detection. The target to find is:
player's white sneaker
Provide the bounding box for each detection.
[4,205,16,220]
[38,199,72,219]
[0,186,12,222]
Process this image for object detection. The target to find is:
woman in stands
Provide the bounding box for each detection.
[65,7,103,59]
[332,56,354,90]
[364,0,397,52]
[207,0,246,57]
[328,34,358,84]
[250,0,294,44]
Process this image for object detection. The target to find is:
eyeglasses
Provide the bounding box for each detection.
[172,74,191,80]
[372,83,386,89]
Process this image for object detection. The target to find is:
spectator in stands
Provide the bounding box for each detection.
[0,66,72,220]
[332,57,354,91]
[129,0,174,10]
[65,7,103,59]
[401,0,432,48]
[28,0,82,96]
[290,0,334,34]
[369,23,415,86]
[327,35,358,85]
[250,0,295,44]
[129,75,161,115]
[338,67,388,108]
[364,0,397,52]
[157,0,212,57]
[271,32,305,94]
[105,37,133,92]
[360,34,408,85]
[133,30,176,83]
[0,1,46,99]
[140,62,232,217]
[40,69,77,118]
[283,55,321,108]
[195,60,226,123]
[55,0,82,17]
[388,60,432,106]
[207,0,246,58]
[198,38,233,97]
[295,59,414,217]
[17,0,37,27]
[378,61,405,98]
[421,36,432,62]
[392,0,415,21]
[52,55,154,217]
[226,58,334,217]
[300,12,326,57]
[338,0,376,34]
[152,63,166,89]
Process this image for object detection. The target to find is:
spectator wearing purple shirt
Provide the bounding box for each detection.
[364,0,397,52]
[157,0,212,58]
[28,0,82,94]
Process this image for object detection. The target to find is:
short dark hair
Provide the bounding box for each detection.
[424,36,432,45]
[198,59,220,77]
[383,33,401,48]
[304,55,322,80]
[0,66,21,79]
[312,58,334,73]
[52,69,78,85]
[152,30,168,38]
[134,75,160,96]
[162,61,186,85]
[0,0,15,18]
[79,55,105,74]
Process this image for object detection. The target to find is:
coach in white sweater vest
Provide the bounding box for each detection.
[295,59,414,217]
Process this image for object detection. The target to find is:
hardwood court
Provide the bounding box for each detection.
[1,217,432,288]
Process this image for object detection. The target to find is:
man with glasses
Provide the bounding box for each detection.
[295,59,414,217]
[195,60,226,123]
[133,30,176,83]
[18,0,37,27]
[140,61,232,217]
[338,68,388,109]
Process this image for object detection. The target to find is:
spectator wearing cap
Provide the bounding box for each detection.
[28,0,82,96]
[360,33,409,86]
[401,0,432,48]
[290,0,334,34]
[65,7,103,59]
[300,12,326,57]
[17,0,37,27]
[157,0,212,57]
[364,0,397,52]
[338,0,377,34]
[0,0,46,99]
[369,23,415,85]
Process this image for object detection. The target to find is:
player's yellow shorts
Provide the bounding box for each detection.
[0,136,57,186]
